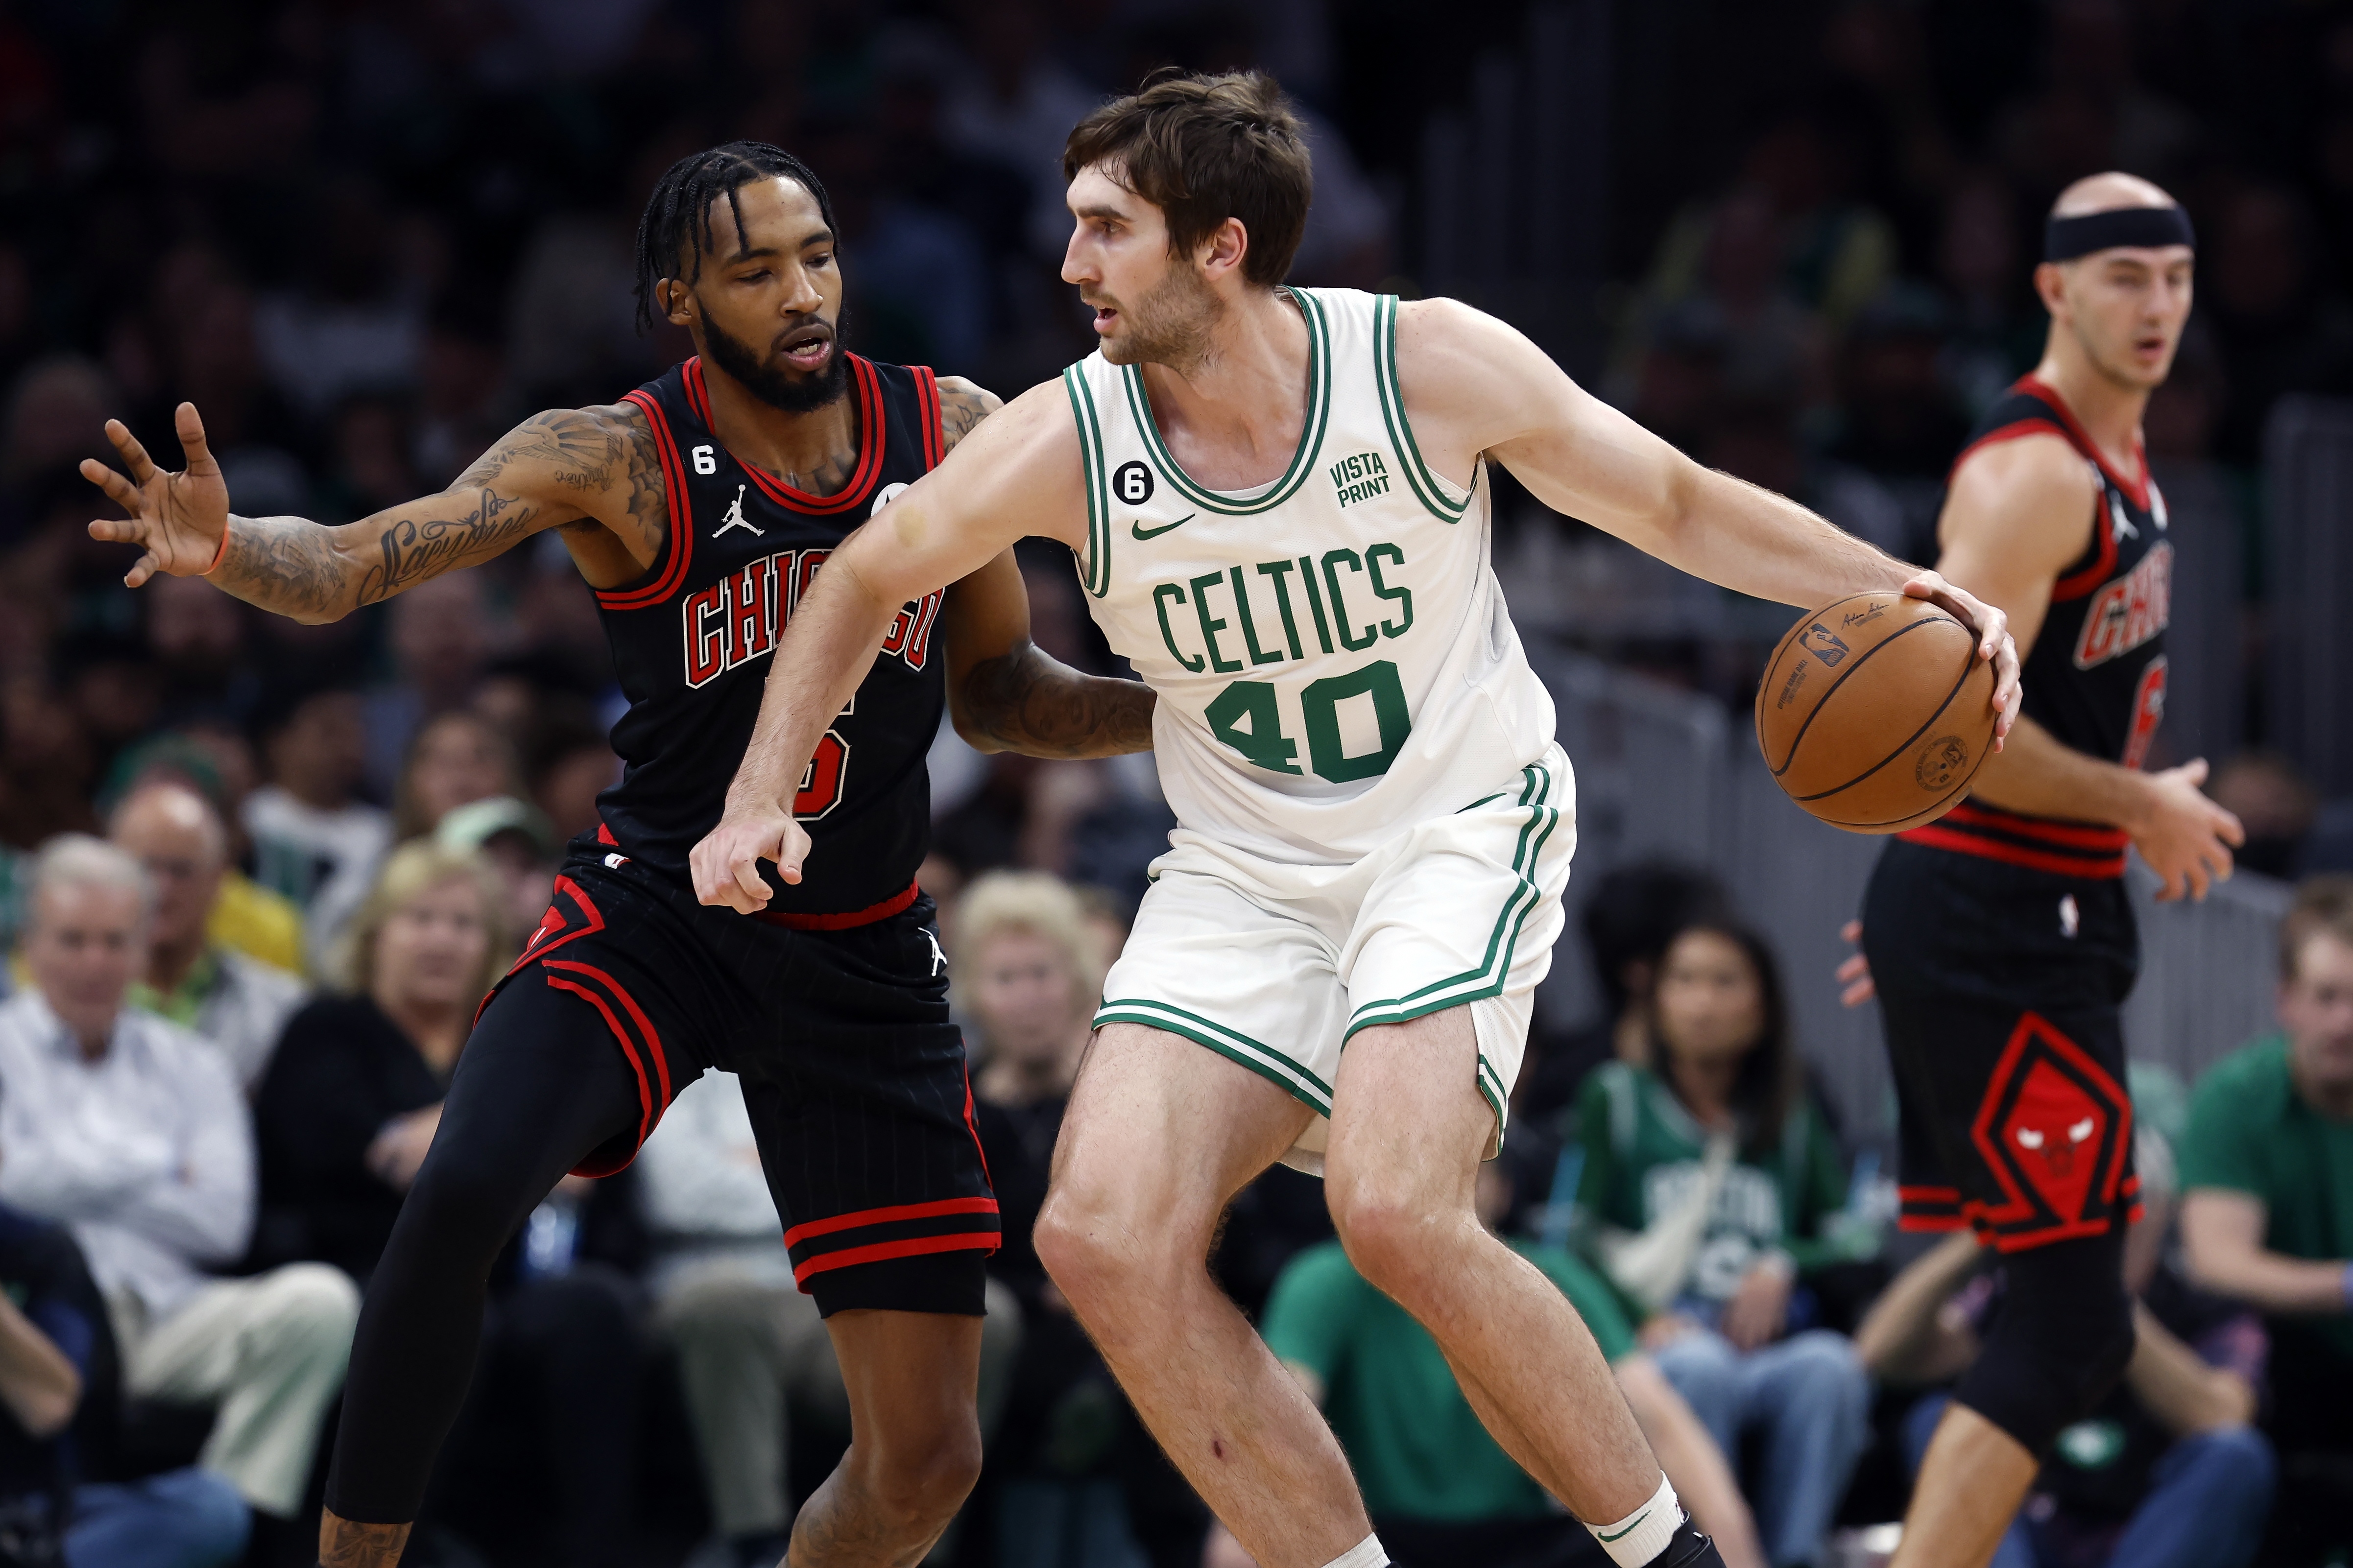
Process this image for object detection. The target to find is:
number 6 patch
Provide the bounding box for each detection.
[1113,460,1155,505]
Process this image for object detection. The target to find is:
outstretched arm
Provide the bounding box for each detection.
[693,380,1093,911]
[1396,298,2020,740]
[82,400,665,623]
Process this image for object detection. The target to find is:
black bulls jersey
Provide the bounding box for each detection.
[591,354,949,918]
[1901,375,2171,879]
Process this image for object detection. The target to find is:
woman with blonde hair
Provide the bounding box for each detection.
[252,842,646,1567]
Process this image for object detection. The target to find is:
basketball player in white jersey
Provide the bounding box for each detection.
[695,72,2020,1568]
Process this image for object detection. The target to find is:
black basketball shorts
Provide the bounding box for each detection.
[1861,837,2143,1253]
[475,852,997,1315]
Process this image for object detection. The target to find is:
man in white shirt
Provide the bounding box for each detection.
[0,834,359,1520]
[242,685,393,973]
[110,781,308,1092]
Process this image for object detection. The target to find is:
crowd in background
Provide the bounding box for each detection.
[1,1,2352,1567]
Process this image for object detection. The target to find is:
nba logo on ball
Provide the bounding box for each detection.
[1756,593,1995,833]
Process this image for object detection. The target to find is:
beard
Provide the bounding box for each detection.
[701,307,854,413]
[1097,262,1224,371]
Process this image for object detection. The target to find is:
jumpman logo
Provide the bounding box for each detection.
[922,928,947,976]
[712,483,763,539]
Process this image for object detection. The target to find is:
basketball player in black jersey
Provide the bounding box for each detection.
[81,143,1154,1568]
[1851,174,2244,1568]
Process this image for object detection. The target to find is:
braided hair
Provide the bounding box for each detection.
[632,142,840,332]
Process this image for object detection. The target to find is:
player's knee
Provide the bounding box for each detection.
[1325,1170,1465,1307]
[1034,1167,1209,1323]
[1955,1239,2134,1454]
[861,1410,983,1524]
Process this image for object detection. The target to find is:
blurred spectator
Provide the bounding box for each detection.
[639,1068,1019,1568]
[2202,182,2353,467]
[315,394,420,525]
[2205,753,2320,881]
[433,795,560,938]
[366,572,500,795]
[243,683,392,973]
[252,841,645,1567]
[801,112,992,372]
[0,1201,251,1568]
[1858,1131,2274,1568]
[1816,284,1970,561]
[2178,876,2353,1560]
[107,730,307,978]
[410,299,513,490]
[520,701,623,847]
[942,0,1104,260]
[144,576,254,729]
[1934,168,2042,416]
[1238,1162,1766,1568]
[109,781,306,1091]
[392,709,524,843]
[0,835,357,1522]
[251,184,423,422]
[1516,861,1730,1139]
[955,872,1159,1568]
[1570,921,1871,1568]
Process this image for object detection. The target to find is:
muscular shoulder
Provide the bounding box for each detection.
[456,401,667,552]
[885,379,1088,555]
[1393,296,1539,413]
[1940,428,2097,572]
[936,376,1004,453]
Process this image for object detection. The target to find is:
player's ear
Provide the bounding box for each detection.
[1199,216,1249,284]
[2031,261,2069,318]
[662,279,695,328]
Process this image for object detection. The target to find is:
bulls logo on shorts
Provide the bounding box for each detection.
[1967,1012,2140,1247]
[506,876,608,980]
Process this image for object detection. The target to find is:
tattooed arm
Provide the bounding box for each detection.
[82,400,665,623]
[926,377,1155,758]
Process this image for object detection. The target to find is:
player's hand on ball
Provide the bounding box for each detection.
[81,403,232,587]
[2131,758,2245,903]
[692,805,810,912]
[1900,570,2021,749]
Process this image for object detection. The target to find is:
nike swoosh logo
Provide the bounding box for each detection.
[1596,1512,1650,1544]
[1131,513,1196,540]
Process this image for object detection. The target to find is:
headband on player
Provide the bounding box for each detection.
[2043,205,2196,261]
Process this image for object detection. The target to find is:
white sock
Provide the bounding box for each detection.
[1320,1534,1389,1568]
[1587,1473,1681,1568]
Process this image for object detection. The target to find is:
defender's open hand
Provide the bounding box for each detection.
[1901,570,2022,750]
[690,806,811,913]
[82,403,232,588]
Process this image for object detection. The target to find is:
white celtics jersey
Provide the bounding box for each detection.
[1062,286,1556,865]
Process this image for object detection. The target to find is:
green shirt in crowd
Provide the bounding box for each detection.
[2178,1032,2353,1362]
[1260,1238,1636,1522]
[1572,1060,1861,1308]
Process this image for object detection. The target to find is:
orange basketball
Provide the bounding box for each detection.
[1754,593,1995,833]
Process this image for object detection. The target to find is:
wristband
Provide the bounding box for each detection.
[202,520,232,576]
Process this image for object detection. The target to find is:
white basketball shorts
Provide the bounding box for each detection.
[1093,743,1574,1172]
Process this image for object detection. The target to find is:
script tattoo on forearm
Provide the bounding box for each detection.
[355,488,542,604]
[960,641,1156,758]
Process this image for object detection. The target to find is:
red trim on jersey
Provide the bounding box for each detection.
[1944,417,2072,485]
[791,1232,1002,1283]
[544,958,674,1109]
[596,822,618,846]
[683,355,715,427]
[600,391,695,609]
[752,879,920,930]
[539,969,656,1156]
[1898,824,2127,879]
[1940,802,2128,853]
[501,875,608,978]
[735,355,888,515]
[962,1062,990,1186]
[913,365,944,470]
[2017,374,2150,512]
[782,1195,1003,1250]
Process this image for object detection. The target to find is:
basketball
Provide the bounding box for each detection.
[1754,592,1996,833]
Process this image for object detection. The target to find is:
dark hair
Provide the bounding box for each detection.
[1061,70,1312,288]
[1581,861,1733,1017]
[632,142,839,332]
[1649,919,1800,1155]
[2282,875,2353,982]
